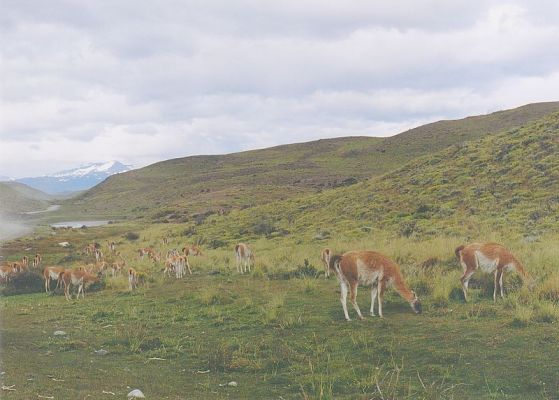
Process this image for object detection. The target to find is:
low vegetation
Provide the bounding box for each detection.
[1,104,559,398]
[1,223,559,398]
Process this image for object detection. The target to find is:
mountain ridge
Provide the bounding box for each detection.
[16,161,133,194]
[57,101,559,220]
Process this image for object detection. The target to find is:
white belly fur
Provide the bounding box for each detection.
[48,270,61,280]
[475,251,498,273]
[356,260,382,285]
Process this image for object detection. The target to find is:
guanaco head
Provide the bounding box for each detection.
[410,290,422,314]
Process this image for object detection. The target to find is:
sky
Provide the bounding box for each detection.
[1,1,559,178]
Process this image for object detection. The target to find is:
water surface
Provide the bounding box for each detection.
[50,220,110,228]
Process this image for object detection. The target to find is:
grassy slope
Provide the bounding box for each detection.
[58,102,559,220]
[0,182,52,215]
[190,111,559,243]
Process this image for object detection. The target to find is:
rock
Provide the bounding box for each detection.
[94,349,109,356]
[58,242,70,247]
[228,381,238,387]
[53,330,67,336]
[127,389,145,398]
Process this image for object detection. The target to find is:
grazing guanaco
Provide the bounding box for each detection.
[83,243,97,255]
[455,242,529,302]
[94,249,104,262]
[128,267,139,290]
[107,241,116,253]
[11,256,29,273]
[165,254,191,278]
[329,251,421,320]
[163,258,176,278]
[138,247,160,262]
[182,245,203,256]
[43,266,66,293]
[0,264,17,283]
[61,269,99,300]
[235,243,254,274]
[111,259,126,277]
[320,248,331,278]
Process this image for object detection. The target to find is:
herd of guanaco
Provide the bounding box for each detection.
[2,239,529,318]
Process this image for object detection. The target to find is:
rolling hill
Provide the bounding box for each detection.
[0,182,52,215]
[191,111,559,242]
[59,101,559,221]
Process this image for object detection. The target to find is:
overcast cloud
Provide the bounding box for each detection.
[1,0,558,177]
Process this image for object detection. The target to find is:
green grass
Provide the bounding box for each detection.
[2,103,559,398]
[1,269,558,399]
[2,224,559,398]
[186,110,559,243]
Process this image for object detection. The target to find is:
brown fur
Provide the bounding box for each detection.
[43,266,65,293]
[61,269,99,301]
[235,243,254,274]
[456,242,528,301]
[32,253,43,268]
[0,264,18,283]
[182,245,203,256]
[128,267,139,290]
[320,248,332,278]
[329,251,421,320]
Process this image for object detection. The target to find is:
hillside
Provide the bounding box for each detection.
[59,101,559,220]
[0,182,52,215]
[191,111,559,242]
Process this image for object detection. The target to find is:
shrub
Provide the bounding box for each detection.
[398,221,420,238]
[124,231,140,241]
[268,259,320,280]
[208,239,227,249]
[252,219,277,236]
[1,270,44,295]
[181,226,197,237]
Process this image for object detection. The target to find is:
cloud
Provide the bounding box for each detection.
[1,1,558,177]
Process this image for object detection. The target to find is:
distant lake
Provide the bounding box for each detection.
[50,220,110,228]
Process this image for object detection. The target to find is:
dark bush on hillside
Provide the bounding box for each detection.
[252,219,277,237]
[398,221,420,238]
[191,210,217,225]
[1,270,44,296]
[181,226,197,237]
[124,232,140,241]
[268,259,320,280]
[208,239,227,249]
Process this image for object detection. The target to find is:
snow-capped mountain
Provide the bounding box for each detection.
[16,161,133,194]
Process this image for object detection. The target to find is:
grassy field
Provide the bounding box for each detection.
[2,103,559,398]
[1,223,559,399]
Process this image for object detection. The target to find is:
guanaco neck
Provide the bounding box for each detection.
[392,274,415,302]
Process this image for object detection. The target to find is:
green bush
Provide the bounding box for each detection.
[124,231,140,241]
